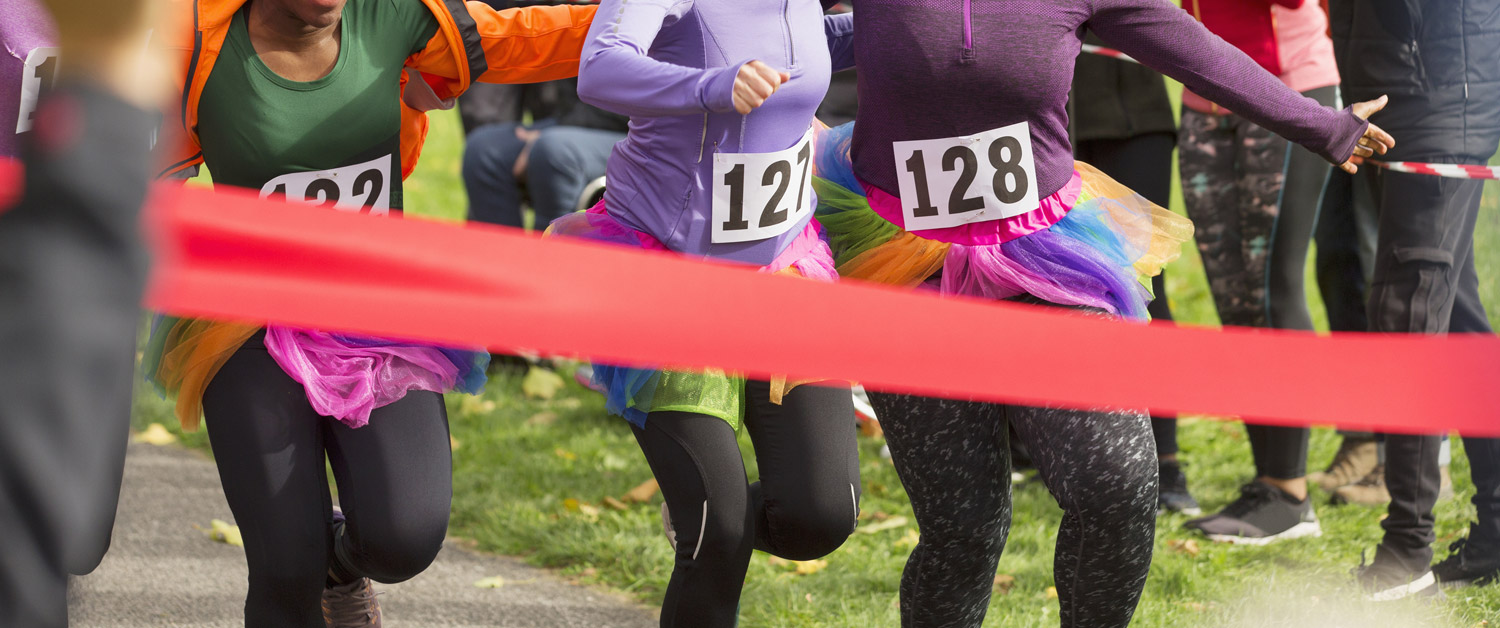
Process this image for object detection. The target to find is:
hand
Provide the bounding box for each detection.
[512,126,542,179]
[1340,96,1396,174]
[732,61,791,115]
[42,0,176,109]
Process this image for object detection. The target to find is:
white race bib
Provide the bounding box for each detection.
[892,121,1040,231]
[260,154,392,215]
[711,129,814,244]
[16,47,60,135]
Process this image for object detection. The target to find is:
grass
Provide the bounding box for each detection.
[134,102,1500,626]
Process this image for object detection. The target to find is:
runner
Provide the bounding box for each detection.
[811,2,1392,626]
[546,2,858,626]
[144,1,595,625]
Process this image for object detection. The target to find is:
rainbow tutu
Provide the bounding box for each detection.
[813,122,1192,319]
[545,202,838,429]
[142,317,488,430]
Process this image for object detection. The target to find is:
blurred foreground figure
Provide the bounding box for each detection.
[0,0,169,624]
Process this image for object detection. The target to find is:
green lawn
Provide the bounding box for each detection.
[135,105,1500,626]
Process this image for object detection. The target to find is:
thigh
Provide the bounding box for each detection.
[1009,404,1156,510]
[461,122,527,173]
[1368,171,1486,333]
[1226,116,1288,326]
[527,127,623,221]
[633,411,752,547]
[201,340,332,567]
[1179,111,1247,312]
[875,392,1010,536]
[324,390,453,546]
[742,380,860,515]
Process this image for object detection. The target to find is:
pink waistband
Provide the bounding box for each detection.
[585,201,825,274]
[859,171,1083,246]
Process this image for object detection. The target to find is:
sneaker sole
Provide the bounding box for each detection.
[1205,521,1322,546]
[1366,571,1439,602]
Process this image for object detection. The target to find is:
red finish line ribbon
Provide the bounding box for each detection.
[144,185,1500,436]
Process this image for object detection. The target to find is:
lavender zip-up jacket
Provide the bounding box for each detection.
[577,0,855,265]
[849,0,1368,204]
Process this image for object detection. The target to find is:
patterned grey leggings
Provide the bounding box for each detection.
[874,392,1157,628]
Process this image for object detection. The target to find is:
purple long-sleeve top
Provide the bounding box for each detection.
[576,0,855,265]
[849,0,1368,203]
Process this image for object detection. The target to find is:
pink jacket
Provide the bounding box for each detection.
[1181,0,1340,114]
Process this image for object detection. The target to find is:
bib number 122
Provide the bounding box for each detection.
[260,154,392,215]
[712,130,814,244]
[892,121,1040,231]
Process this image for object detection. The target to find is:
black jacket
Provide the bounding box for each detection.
[1329,0,1500,162]
[1069,32,1177,143]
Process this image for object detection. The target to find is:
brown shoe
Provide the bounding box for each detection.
[1333,464,1390,506]
[1312,438,1380,493]
[322,577,381,627]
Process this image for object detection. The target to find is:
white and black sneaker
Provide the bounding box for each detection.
[1184,481,1321,545]
[1356,549,1442,601]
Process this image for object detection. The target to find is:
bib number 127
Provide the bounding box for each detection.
[892,121,1039,231]
[712,130,814,244]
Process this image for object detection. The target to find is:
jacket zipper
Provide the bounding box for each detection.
[960,0,975,64]
[782,0,797,67]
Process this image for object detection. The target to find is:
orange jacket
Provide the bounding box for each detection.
[156,0,597,179]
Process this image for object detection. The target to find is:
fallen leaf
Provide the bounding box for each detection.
[581,567,598,578]
[205,519,243,547]
[521,367,566,400]
[1179,602,1210,612]
[474,576,507,589]
[805,593,814,603]
[1045,586,1058,600]
[578,503,601,517]
[132,423,178,446]
[871,511,891,521]
[449,436,461,451]
[623,478,660,503]
[859,420,884,438]
[554,448,578,461]
[895,529,920,549]
[563,498,582,512]
[602,496,629,511]
[552,398,584,410]
[768,556,792,567]
[856,516,909,534]
[993,574,1016,594]
[1166,539,1201,557]
[458,396,497,417]
[794,559,828,575]
[526,411,558,426]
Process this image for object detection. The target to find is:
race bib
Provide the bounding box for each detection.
[711,129,814,244]
[16,47,60,134]
[892,121,1040,231]
[260,154,392,215]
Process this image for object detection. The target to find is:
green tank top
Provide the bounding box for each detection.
[196,0,439,212]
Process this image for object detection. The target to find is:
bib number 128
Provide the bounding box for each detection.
[892,121,1039,231]
[712,130,814,244]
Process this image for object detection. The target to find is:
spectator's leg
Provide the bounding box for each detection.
[526,126,625,226]
[460,122,526,228]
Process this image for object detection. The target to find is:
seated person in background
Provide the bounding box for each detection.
[461,75,627,229]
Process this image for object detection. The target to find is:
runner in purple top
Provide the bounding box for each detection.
[810,1,1393,626]
[547,2,861,626]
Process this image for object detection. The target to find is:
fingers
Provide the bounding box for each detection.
[1351,95,1389,120]
[1364,122,1396,154]
[732,60,789,115]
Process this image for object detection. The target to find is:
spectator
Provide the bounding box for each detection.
[1326,0,1500,599]
[1176,0,1342,545]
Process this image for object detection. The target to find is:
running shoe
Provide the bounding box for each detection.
[1184,481,1321,545]
[1433,537,1500,588]
[1355,550,1441,601]
[851,385,878,423]
[323,507,383,627]
[661,502,678,552]
[323,578,382,627]
[1311,437,1379,493]
[1157,460,1201,516]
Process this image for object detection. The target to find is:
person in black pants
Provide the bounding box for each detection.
[0,0,166,625]
[1327,0,1500,599]
[1070,31,1198,516]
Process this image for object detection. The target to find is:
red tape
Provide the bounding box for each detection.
[144,185,1500,436]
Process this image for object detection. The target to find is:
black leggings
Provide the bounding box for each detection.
[202,333,453,627]
[1075,132,1182,456]
[876,392,1157,628]
[632,380,861,628]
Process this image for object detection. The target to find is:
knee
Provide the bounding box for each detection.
[345,514,448,584]
[676,500,754,565]
[1061,456,1158,523]
[765,494,859,561]
[460,125,520,185]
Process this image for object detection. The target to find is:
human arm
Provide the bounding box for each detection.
[825,11,855,73]
[407,2,597,86]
